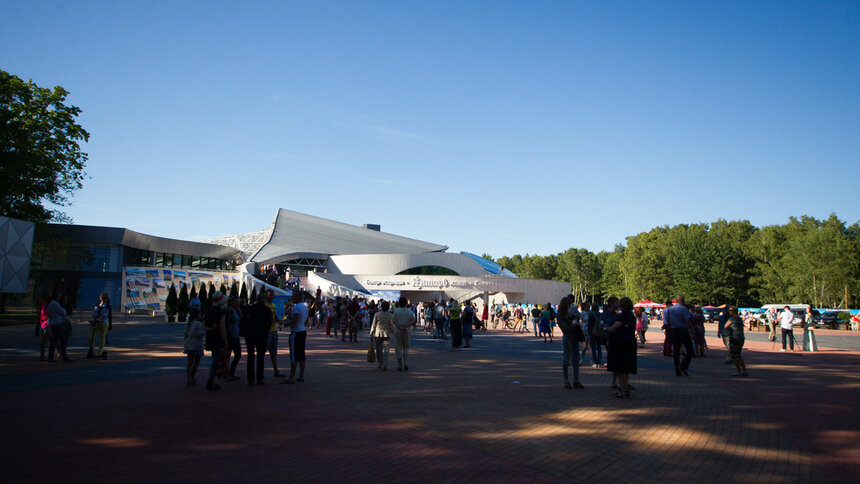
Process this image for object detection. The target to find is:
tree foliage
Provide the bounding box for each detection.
[495,214,859,308]
[165,284,178,320]
[0,70,89,223]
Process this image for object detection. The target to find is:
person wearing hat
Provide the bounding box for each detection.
[204,291,229,390]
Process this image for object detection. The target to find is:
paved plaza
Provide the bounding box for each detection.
[1,319,858,483]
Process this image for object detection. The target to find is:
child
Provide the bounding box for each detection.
[184,307,204,386]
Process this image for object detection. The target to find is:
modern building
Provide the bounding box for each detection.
[207,209,570,306]
[28,209,569,311]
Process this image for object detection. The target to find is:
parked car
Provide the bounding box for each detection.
[818,311,844,329]
[702,308,722,322]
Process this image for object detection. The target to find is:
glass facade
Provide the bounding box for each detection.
[125,248,233,271]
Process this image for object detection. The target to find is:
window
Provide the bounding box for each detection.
[396,266,459,276]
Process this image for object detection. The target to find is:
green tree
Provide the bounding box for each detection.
[240,282,248,300]
[229,283,238,298]
[219,283,227,295]
[165,284,178,321]
[0,70,89,223]
[249,286,258,302]
[557,248,601,304]
[177,284,189,322]
[598,245,628,300]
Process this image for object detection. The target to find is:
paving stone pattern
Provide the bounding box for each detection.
[0,320,858,483]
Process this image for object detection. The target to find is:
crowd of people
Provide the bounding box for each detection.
[39,279,849,399]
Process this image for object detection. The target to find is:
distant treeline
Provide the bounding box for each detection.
[486,214,859,309]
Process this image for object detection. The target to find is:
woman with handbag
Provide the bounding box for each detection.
[369,300,395,370]
[557,297,584,389]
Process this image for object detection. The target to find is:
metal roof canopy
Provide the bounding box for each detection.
[250,209,447,264]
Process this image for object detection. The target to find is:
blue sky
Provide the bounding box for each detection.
[3,1,858,257]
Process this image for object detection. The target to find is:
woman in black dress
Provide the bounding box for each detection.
[606,297,637,398]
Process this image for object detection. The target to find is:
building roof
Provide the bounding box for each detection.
[43,224,242,261]
[249,209,447,263]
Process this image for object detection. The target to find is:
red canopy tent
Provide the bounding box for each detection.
[634,300,666,309]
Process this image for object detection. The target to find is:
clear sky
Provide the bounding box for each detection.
[3,1,858,257]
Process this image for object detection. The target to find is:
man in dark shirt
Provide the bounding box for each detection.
[347,298,361,342]
[246,292,273,385]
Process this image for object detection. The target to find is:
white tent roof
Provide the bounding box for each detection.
[249,209,447,263]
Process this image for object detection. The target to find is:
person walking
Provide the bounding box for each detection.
[664,296,695,376]
[779,305,796,351]
[606,297,637,398]
[369,300,395,371]
[224,296,242,380]
[531,305,541,338]
[392,297,416,371]
[87,292,113,360]
[557,297,584,390]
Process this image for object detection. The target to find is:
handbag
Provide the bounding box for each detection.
[573,323,587,343]
[592,323,605,338]
[366,340,376,363]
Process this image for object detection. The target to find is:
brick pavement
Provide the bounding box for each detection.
[0,321,858,483]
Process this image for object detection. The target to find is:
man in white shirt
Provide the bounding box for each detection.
[282,292,309,384]
[778,306,796,351]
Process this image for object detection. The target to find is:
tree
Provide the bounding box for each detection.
[240,282,248,300]
[0,70,89,223]
[250,286,258,302]
[177,284,189,322]
[165,284,178,321]
[219,283,227,295]
[229,283,238,298]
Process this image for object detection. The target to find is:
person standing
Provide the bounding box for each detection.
[433,300,447,341]
[87,292,112,360]
[765,307,778,342]
[579,302,593,365]
[716,308,733,364]
[664,296,695,376]
[246,292,272,385]
[606,297,637,398]
[448,298,463,348]
[370,300,395,370]
[38,295,51,361]
[264,289,285,377]
[392,297,416,371]
[725,306,748,376]
[557,297,584,390]
[203,291,228,390]
[47,294,73,362]
[183,307,204,385]
[347,298,361,343]
[779,305,796,351]
[282,292,308,384]
[803,307,818,352]
[480,303,488,332]
[589,302,603,367]
[462,302,475,348]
